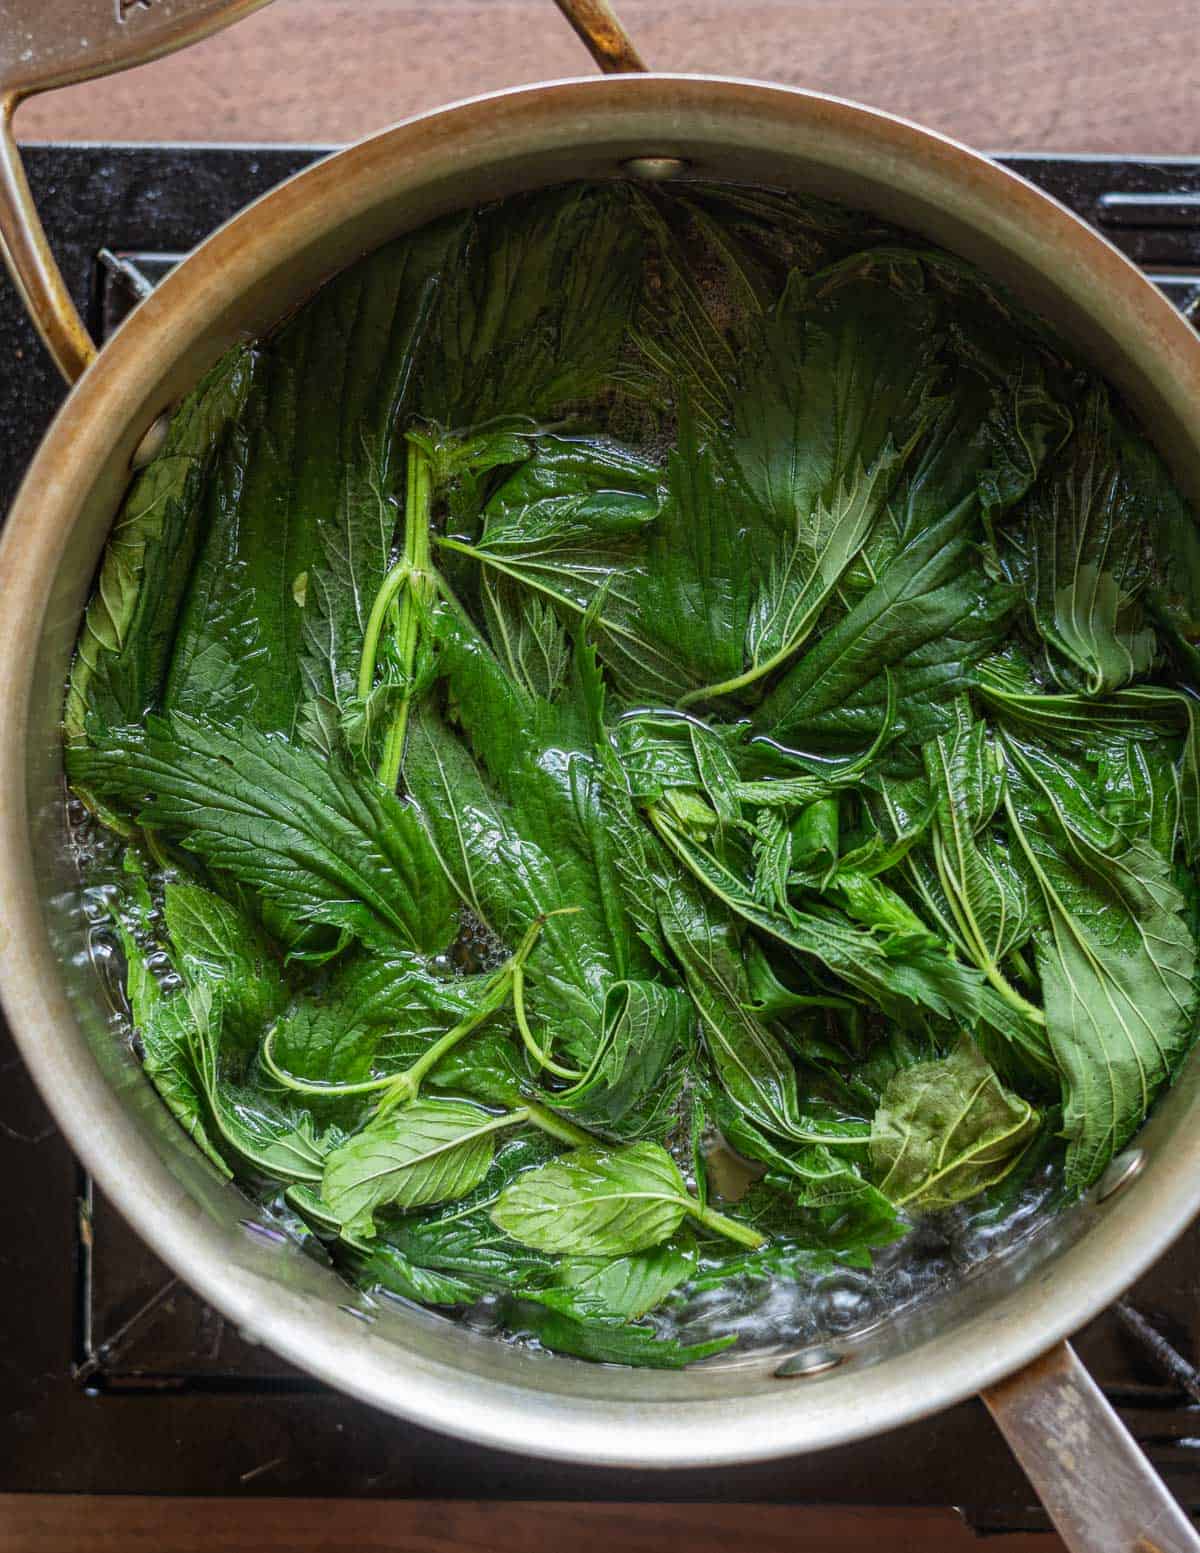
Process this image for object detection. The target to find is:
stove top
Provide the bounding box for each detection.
[3,144,1200,1530]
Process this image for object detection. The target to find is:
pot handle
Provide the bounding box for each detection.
[982,1339,1200,1552]
[0,0,645,384]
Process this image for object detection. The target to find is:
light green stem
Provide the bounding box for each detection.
[511,960,585,1081]
[262,914,553,1105]
[1007,946,1035,986]
[520,1102,596,1148]
[688,1200,767,1249]
[357,441,435,793]
[677,631,815,710]
[357,562,412,703]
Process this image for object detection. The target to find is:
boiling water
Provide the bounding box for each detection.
[68,794,1065,1363]
[656,1158,1062,1357]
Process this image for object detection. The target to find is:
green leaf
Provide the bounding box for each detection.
[501,1290,735,1368]
[492,1142,691,1255]
[922,705,1038,1007]
[1005,387,1158,693]
[871,1038,1040,1209]
[1003,734,1198,1189]
[322,1099,512,1236]
[162,219,463,733]
[406,612,663,1067]
[650,803,984,1028]
[65,348,255,744]
[163,881,288,1051]
[415,183,645,426]
[549,979,693,1136]
[557,1240,696,1319]
[365,1134,562,1292]
[134,980,230,1177]
[757,499,1014,750]
[69,714,457,956]
[359,1243,480,1306]
[294,216,471,760]
[481,581,571,703]
[658,882,866,1147]
[269,952,495,1090]
[674,261,940,705]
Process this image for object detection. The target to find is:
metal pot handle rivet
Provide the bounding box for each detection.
[129,413,171,472]
[621,156,690,181]
[1097,1147,1146,1202]
[774,1346,845,1379]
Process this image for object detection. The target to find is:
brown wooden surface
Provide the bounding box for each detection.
[0,1497,1067,1551]
[13,0,1200,154]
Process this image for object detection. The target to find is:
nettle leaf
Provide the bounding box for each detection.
[757,499,1013,751]
[163,881,288,1051]
[501,1289,735,1368]
[871,1038,1040,1210]
[66,348,255,744]
[359,1243,480,1307]
[923,705,1035,985]
[1003,736,1198,1189]
[673,261,940,706]
[293,216,471,761]
[557,1240,696,1320]
[270,952,493,1089]
[163,218,471,735]
[122,917,333,1185]
[438,436,670,698]
[481,579,571,703]
[415,182,645,425]
[492,1142,692,1255]
[322,1099,513,1236]
[650,802,984,1029]
[729,257,939,536]
[703,1088,896,1249]
[549,979,693,1136]
[69,714,456,956]
[1005,387,1158,693]
[406,615,659,1067]
[658,882,865,1148]
[124,948,229,1177]
[624,186,772,428]
[366,1134,562,1291]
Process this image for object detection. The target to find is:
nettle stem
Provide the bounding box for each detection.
[358,440,436,793]
[688,1200,767,1250]
[931,833,1046,1028]
[262,913,554,1108]
[262,909,591,1121]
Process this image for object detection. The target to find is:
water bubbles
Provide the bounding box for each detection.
[427,953,455,982]
[450,910,509,974]
[655,1153,1062,1358]
[814,1271,881,1335]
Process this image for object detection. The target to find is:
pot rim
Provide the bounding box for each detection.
[3,73,1200,1467]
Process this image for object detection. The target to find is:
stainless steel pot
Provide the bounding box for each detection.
[2,5,1199,1548]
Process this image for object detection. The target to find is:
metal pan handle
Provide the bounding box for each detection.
[983,1340,1200,1552]
[0,0,645,383]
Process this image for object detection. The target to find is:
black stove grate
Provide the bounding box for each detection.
[4,145,1200,1528]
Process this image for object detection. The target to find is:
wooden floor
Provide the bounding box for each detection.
[0,1498,1066,1552]
[13,0,1200,155]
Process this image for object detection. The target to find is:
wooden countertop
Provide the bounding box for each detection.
[13,0,1199,156]
[0,1497,1066,1551]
